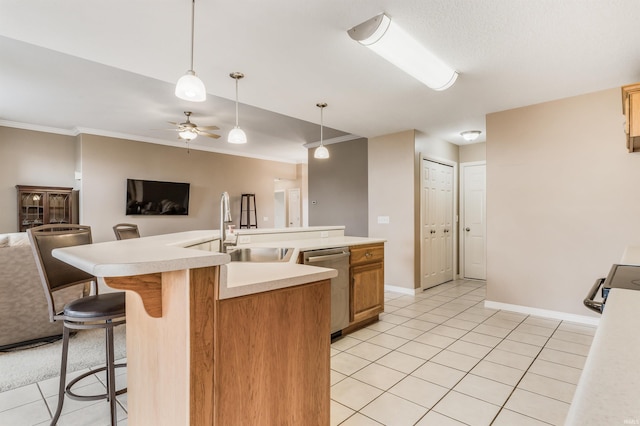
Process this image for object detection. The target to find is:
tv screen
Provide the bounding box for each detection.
[126,179,190,215]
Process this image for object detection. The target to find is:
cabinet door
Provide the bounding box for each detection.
[17,190,45,231]
[350,262,384,323]
[46,192,72,224]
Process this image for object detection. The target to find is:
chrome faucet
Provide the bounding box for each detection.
[220,192,233,252]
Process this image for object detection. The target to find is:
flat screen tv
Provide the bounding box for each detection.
[126,179,190,215]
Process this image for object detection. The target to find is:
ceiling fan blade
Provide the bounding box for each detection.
[198,125,220,130]
[200,132,221,139]
[167,121,179,125]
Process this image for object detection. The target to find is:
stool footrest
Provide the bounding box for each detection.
[65,363,127,402]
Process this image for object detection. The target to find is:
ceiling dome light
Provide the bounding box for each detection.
[348,13,458,91]
[175,0,206,102]
[228,72,247,144]
[460,130,482,142]
[314,103,330,159]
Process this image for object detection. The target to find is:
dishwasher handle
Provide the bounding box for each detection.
[583,277,605,314]
[305,252,350,264]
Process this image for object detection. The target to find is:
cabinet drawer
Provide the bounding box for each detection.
[350,244,384,265]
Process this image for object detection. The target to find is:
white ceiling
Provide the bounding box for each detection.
[1,0,640,164]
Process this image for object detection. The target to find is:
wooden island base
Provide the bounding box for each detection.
[106,266,331,426]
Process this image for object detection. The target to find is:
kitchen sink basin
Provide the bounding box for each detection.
[227,247,294,263]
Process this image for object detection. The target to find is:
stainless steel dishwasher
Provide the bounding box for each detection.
[303,247,350,336]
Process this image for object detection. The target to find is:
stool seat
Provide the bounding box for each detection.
[64,293,126,319]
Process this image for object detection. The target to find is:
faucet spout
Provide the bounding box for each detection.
[220,192,232,252]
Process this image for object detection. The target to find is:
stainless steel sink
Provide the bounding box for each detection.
[227,247,294,263]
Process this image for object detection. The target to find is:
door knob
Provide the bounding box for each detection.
[465,227,470,232]
[444,229,449,233]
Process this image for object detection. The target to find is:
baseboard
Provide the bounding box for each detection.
[484,300,600,326]
[384,285,419,295]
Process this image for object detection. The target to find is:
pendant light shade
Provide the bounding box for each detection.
[228,127,247,144]
[228,72,247,144]
[314,103,329,159]
[175,0,206,102]
[176,71,206,102]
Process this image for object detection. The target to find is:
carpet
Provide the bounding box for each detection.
[0,325,126,392]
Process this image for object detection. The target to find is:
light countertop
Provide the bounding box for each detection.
[565,246,640,425]
[52,229,384,300]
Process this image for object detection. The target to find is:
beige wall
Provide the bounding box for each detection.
[1,128,300,241]
[368,130,416,289]
[487,87,639,317]
[78,135,299,242]
[460,142,486,163]
[0,127,77,233]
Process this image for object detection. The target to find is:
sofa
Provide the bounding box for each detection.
[0,232,85,350]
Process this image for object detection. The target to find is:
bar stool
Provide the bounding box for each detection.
[112,223,140,240]
[27,224,126,426]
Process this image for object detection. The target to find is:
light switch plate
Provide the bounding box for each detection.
[320,231,329,238]
[238,236,251,244]
[378,216,390,224]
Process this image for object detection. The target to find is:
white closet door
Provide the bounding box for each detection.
[422,160,454,289]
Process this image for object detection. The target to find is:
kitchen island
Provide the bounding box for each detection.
[565,245,640,425]
[53,230,338,426]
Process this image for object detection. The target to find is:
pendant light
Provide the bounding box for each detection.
[175,0,206,102]
[228,72,247,144]
[314,103,329,159]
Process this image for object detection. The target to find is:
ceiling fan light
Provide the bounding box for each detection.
[175,70,206,102]
[460,130,481,142]
[314,145,330,159]
[228,126,247,144]
[179,129,198,140]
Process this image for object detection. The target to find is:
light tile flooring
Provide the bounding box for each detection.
[0,279,595,426]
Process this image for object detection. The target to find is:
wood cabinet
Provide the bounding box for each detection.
[106,268,331,425]
[349,243,384,325]
[16,185,77,232]
[622,83,640,152]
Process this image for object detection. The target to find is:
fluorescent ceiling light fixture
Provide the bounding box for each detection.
[348,13,458,91]
[228,72,247,144]
[460,130,481,142]
[175,0,206,102]
[314,103,329,159]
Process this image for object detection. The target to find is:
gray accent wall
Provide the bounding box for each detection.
[308,138,368,237]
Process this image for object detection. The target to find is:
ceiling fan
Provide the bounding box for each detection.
[168,111,220,141]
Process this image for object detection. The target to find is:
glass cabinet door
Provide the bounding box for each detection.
[48,192,71,224]
[19,191,45,230]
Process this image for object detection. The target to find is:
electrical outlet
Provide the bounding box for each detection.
[378,216,390,224]
[320,231,329,238]
[238,236,251,244]
[263,216,269,221]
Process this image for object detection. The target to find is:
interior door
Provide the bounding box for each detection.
[422,160,454,289]
[287,188,301,227]
[274,190,285,228]
[463,163,486,279]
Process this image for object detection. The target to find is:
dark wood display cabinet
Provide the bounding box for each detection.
[16,185,77,232]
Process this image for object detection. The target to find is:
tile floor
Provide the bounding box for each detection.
[0,279,596,426]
